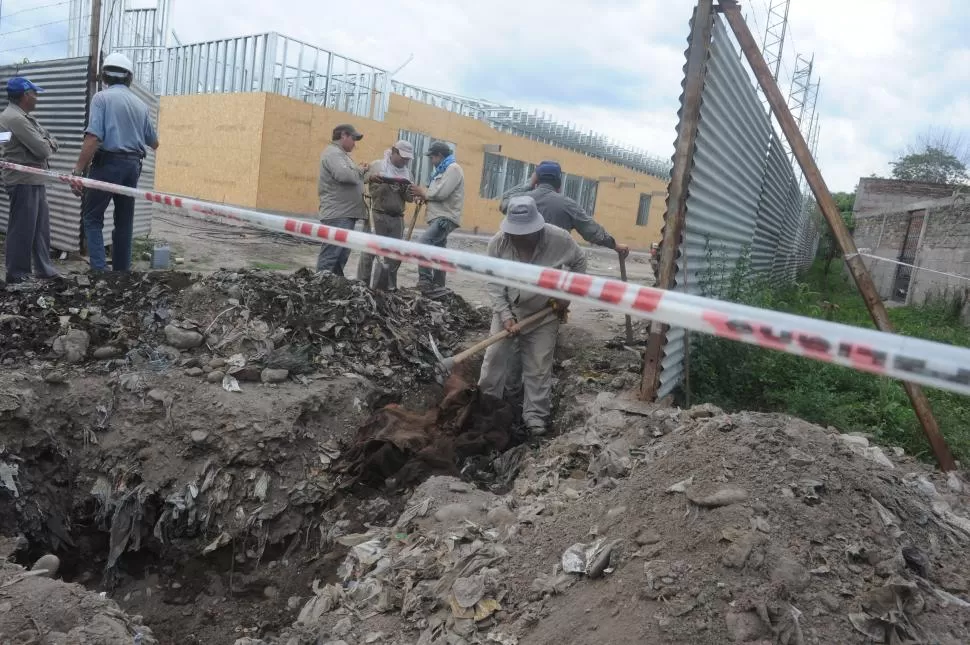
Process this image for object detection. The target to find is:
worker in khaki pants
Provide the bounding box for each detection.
[478,196,587,436]
[356,139,415,290]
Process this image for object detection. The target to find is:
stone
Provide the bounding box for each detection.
[332,617,353,637]
[207,370,226,384]
[185,367,204,377]
[164,324,204,350]
[52,329,90,363]
[486,507,517,527]
[725,611,767,642]
[43,371,68,384]
[688,488,748,508]
[190,430,209,444]
[147,389,172,404]
[772,556,810,594]
[688,403,723,418]
[263,586,279,600]
[722,534,756,569]
[230,366,262,382]
[787,447,816,466]
[92,345,123,359]
[635,529,662,546]
[819,591,841,612]
[261,368,289,384]
[434,503,476,523]
[209,357,227,369]
[30,554,60,577]
[287,596,302,610]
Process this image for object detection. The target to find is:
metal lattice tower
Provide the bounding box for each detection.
[787,53,814,165]
[762,0,792,81]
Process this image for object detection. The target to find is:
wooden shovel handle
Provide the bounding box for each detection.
[449,306,555,367]
[405,203,423,241]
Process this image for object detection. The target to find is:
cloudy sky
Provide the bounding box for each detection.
[1,0,968,191]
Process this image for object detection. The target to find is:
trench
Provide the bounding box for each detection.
[0,372,544,644]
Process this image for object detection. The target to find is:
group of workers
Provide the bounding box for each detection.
[316,125,630,436]
[0,52,157,283]
[1,59,629,437]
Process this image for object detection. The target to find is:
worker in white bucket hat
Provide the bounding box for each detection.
[477,195,587,436]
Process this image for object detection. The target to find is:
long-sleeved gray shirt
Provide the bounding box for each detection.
[0,103,58,186]
[500,182,616,249]
[318,142,366,221]
[425,163,464,226]
[486,223,588,323]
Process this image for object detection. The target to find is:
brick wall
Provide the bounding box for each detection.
[853,177,962,217]
[851,196,970,306]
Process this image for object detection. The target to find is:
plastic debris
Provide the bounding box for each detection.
[222,374,242,393]
[666,476,694,493]
[0,461,20,498]
[562,538,620,577]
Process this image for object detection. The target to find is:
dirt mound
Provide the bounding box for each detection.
[270,393,970,645]
[1,269,487,384]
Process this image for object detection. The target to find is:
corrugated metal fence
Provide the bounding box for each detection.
[0,58,158,253]
[657,14,820,398]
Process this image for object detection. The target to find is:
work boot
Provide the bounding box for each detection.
[526,423,548,438]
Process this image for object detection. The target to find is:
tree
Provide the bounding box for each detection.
[889,127,969,184]
[890,147,968,184]
[818,190,856,275]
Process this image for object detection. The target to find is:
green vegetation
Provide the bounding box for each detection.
[689,259,970,464]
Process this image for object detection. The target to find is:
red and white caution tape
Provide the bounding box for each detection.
[3,160,970,396]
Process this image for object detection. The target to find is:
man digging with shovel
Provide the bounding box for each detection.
[477,196,587,437]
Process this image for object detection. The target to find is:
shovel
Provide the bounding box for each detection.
[618,251,633,344]
[427,306,556,382]
[405,202,424,241]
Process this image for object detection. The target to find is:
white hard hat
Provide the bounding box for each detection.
[103,52,134,75]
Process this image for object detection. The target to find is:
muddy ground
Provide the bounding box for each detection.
[2,211,969,645]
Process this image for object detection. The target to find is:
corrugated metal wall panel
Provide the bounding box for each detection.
[1,58,159,253]
[658,15,775,399]
[752,134,796,275]
[0,58,89,252]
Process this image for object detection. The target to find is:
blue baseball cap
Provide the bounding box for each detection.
[535,160,562,180]
[6,77,44,94]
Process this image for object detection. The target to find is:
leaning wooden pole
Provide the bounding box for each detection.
[718,0,956,471]
[640,0,715,402]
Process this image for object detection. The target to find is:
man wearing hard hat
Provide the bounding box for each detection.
[71,52,159,272]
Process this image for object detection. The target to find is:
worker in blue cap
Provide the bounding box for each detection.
[0,76,60,284]
[500,160,630,258]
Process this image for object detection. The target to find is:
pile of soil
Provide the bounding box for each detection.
[266,394,970,645]
[0,269,487,384]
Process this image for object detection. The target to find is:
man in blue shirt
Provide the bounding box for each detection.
[72,52,159,271]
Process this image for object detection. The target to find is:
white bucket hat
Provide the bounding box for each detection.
[500,196,545,236]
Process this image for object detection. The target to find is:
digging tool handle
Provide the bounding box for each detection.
[405,202,423,241]
[619,252,634,344]
[449,307,555,367]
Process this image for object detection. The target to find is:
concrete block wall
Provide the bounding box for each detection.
[852,197,970,306]
[155,92,670,249]
[853,177,961,218]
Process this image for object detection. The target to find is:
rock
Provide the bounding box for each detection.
[207,370,225,384]
[261,368,289,384]
[725,611,767,642]
[190,430,209,444]
[787,447,815,466]
[185,367,204,377]
[434,503,476,523]
[486,507,517,527]
[147,389,172,405]
[902,545,930,578]
[689,403,723,418]
[722,534,756,568]
[688,487,748,508]
[287,596,302,610]
[52,329,90,363]
[263,586,279,600]
[43,371,68,384]
[819,591,841,611]
[875,552,905,577]
[635,529,662,546]
[164,324,204,350]
[332,617,353,637]
[30,553,60,577]
[209,357,227,369]
[772,556,810,593]
[92,345,123,359]
[230,366,262,382]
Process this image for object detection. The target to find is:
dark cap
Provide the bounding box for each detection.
[332,124,363,141]
[535,160,562,180]
[426,141,452,157]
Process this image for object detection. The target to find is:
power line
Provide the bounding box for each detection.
[0,15,82,38]
[0,37,72,54]
[0,0,70,20]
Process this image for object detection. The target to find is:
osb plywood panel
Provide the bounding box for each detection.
[160,92,670,247]
[155,93,266,206]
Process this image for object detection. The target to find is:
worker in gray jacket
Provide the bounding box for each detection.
[0,76,59,284]
[500,160,630,258]
[316,123,369,276]
[409,141,464,293]
[478,196,587,436]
